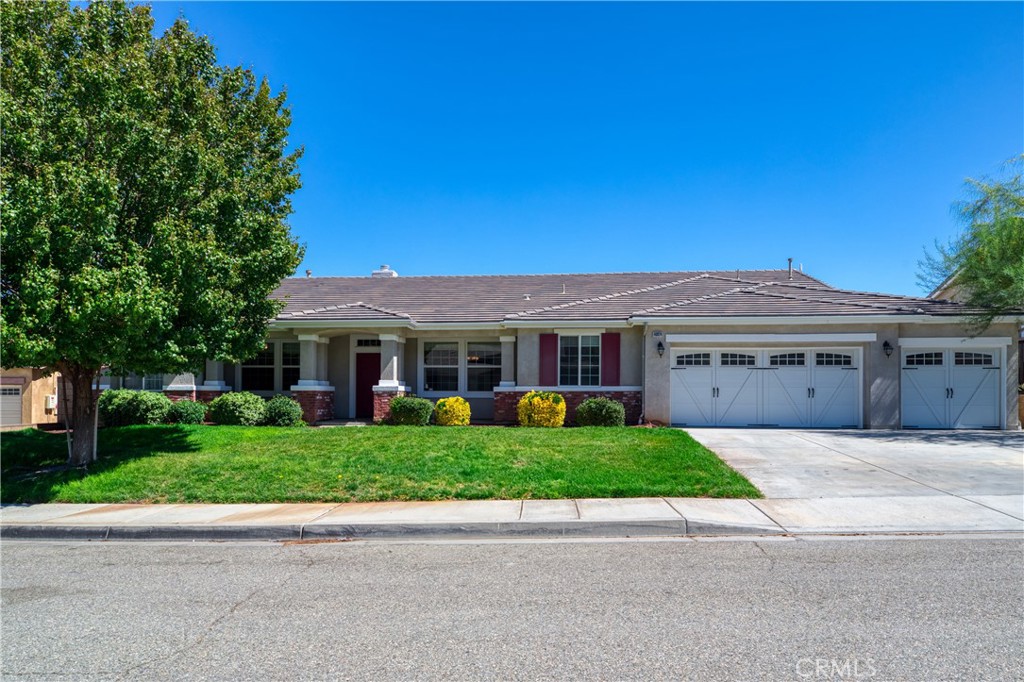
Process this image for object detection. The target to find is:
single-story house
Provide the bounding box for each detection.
[0,368,59,430]
[108,264,1020,430]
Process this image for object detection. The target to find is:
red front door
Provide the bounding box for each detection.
[355,353,380,419]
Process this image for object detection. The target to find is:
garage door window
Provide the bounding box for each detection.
[954,352,993,366]
[720,353,755,366]
[677,353,710,367]
[816,352,852,366]
[906,352,943,366]
[769,352,805,366]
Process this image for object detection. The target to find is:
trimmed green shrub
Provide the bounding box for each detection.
[166,399,207,425]
[264,395,305,427]
[575,397,626,427]
[98,389,173,426]
[387,396,434,426]
[517,390,566,427]
[435,396,471,426]
[209,391,267,426]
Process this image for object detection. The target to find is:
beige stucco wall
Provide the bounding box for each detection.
[1,368,59,427]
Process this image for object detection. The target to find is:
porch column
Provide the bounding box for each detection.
[316,338,329,383]
[197,360,231,403]
[373,334,408,422]
[291,333,335,424]
[163,372,197,402]
[499,335,516,387]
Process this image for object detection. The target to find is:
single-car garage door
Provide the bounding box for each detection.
[671,348,861,428]
[1,387,23,427]
[901,349,1001,428]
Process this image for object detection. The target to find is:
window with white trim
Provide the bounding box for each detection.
[423,342,459,392]
[142,374,164,391]
[560,335,600,386]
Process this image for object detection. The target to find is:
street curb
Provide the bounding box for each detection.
[0,518,783,542]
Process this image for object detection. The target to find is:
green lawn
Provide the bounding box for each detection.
[0,425,761,503]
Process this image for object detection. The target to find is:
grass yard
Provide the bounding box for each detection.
[0,425,761,503]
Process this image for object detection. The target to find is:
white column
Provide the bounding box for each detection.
[375,334,408,389]
[199,360,228,390]
[316,338,329,384]
[499,335,517,387]
[294,334,321,387]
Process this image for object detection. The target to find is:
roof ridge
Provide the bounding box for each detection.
[282,268,814,282]
[507,274,711,319]
[751,287,926,313]
[631,283,769,315]
[279,301,411,319]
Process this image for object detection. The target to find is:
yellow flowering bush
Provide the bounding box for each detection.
[516,390,566,427]
[435,396,471,426]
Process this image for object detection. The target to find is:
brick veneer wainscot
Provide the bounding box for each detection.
[373,390,406,423]
[163,389,197,402]
[494,390,643,426]
[293,390,335,424]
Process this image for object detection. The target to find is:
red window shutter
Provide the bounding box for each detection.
[539,334,558,386]
[601,332,620,386]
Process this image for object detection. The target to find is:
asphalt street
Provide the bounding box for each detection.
[2,536,1021,681]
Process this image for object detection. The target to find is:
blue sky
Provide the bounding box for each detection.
[148,1,1022,296]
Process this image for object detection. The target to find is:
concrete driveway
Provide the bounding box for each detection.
[687,429,1024,500]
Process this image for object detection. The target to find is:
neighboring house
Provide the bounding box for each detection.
[130,265,1021,430]
[0,368,59,430]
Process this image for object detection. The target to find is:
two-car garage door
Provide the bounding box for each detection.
[670,348,861,428]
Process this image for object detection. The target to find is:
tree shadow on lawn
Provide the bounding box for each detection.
[1,425,198,503]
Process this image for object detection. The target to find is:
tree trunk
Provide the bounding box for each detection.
[64,364,100,467]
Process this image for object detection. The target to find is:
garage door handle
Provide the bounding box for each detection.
[949,388,953,399]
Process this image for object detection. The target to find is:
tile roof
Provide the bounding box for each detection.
[270,269,971,325]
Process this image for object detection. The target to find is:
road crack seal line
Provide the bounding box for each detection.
[113,552,317,681]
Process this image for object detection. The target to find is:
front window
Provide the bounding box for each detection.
[560,335,600,386]
[281,342,300,389]
[142,374,163,391]
[467,342,502,391]
[242,345,275,391]
[424,342,459,392]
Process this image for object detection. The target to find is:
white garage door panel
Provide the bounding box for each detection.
[762,353,810,427]
[669,348,862,428]
[1,387,23,426]
[901,365,947,429]
[670,366,714,426]
[950,361,1000,429]
[812,365,860,428]
[716,365,760,426]
[901,349,1001,429]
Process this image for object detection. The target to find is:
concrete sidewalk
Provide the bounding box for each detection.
[3,494,1022,541]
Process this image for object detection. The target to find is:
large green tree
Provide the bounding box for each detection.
[920,156,1024,332]
[1,1,304,465]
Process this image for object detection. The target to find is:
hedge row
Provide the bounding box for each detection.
[97,390,305,427]
[382,393,626,427]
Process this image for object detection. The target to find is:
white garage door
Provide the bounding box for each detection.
[1,387,23,427]
[902,349,1001,429]
[671,349,861,428]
